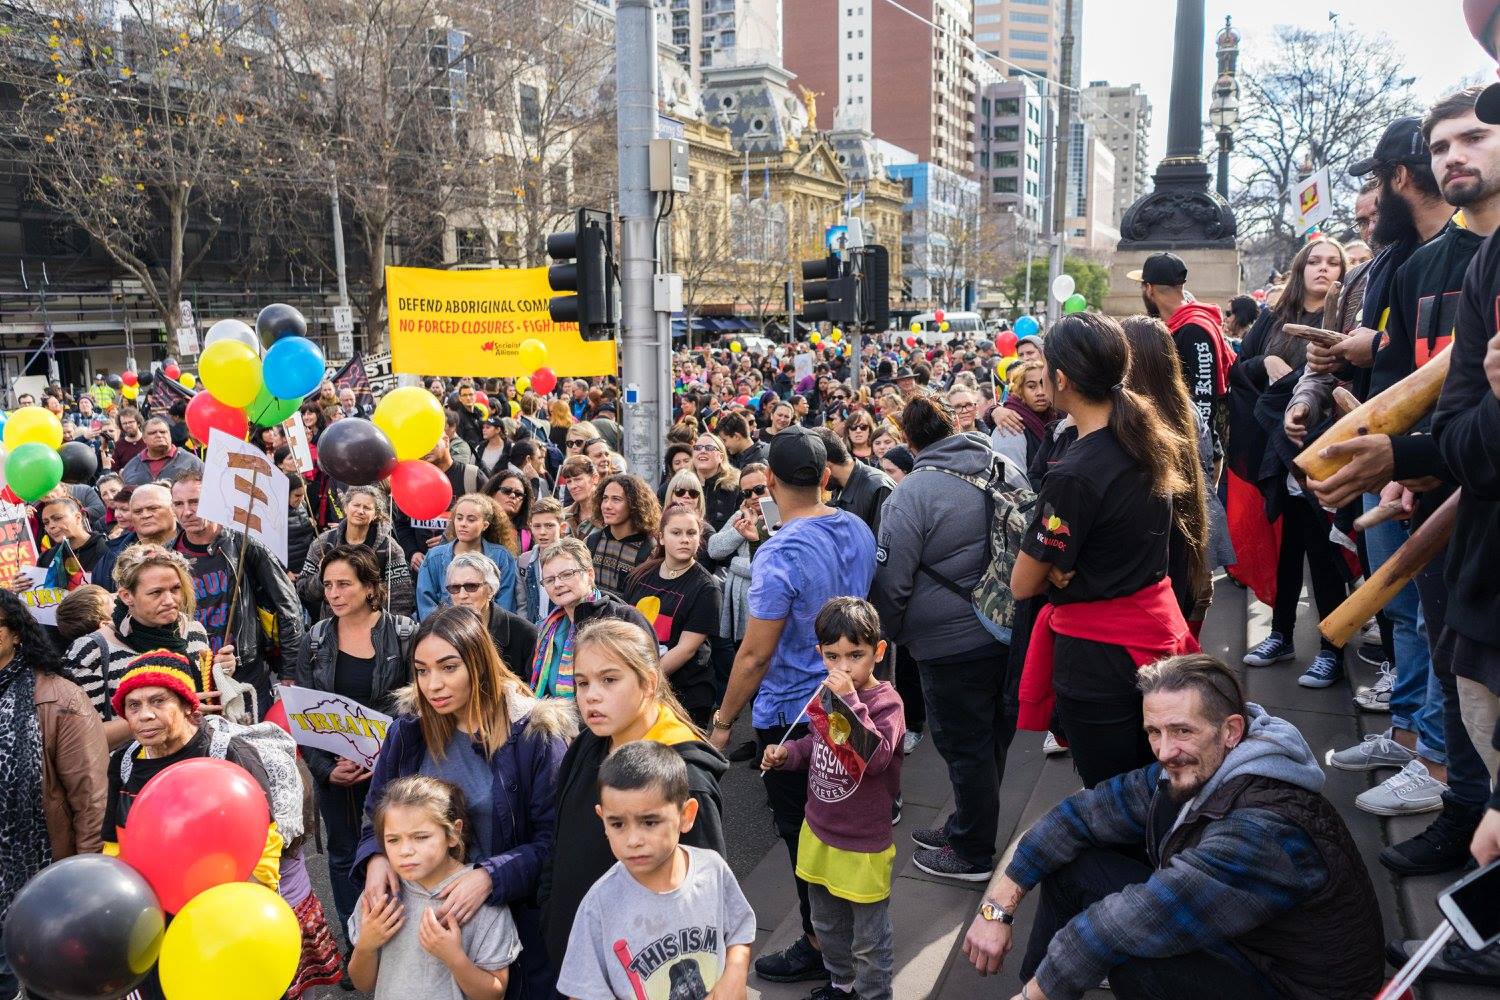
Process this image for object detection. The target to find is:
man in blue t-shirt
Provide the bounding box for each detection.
[709,425,876,985]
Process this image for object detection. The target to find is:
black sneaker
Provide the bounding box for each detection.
[1386,938,1500,986]
[806,986,861,1000]
[911,825,948,851]
[754,935,828,983]
[912,845,995,882]
[1380,808,1478,877]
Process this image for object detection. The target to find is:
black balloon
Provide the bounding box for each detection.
[106,374,123,390]
[3,854,164,1000]
[59,442,99,484]
[256,302,308,346]
[317,418,397,486]
[136,369,154,388]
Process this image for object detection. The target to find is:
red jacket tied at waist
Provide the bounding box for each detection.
[1017,577,1200,732]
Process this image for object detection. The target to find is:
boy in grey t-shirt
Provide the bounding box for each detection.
[557,743,754,1000]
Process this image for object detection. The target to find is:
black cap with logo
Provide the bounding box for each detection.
[1349,118,1429,176]
[1126,252,1189,286]
[768,425,827,487]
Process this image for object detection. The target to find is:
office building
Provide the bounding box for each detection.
[1078,80,1152,227]
[1064,119,1118,252]
[973,0,1081,83]
[665,0,783,84]
[782,0,976,176]
[886,161,981,305]
[974,76,1047,230]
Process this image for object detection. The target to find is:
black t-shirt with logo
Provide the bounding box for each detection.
[176,535,234,651]
[625,562,722,714]
[1021,426,1170,606]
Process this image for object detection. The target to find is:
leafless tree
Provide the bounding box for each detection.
[1231,24,1420,271]
[670,189,736,344]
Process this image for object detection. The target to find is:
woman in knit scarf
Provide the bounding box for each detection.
[529,538,652,698]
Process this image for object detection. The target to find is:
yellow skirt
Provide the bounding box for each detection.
[795,821,895,904]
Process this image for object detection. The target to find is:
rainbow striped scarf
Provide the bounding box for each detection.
[530,592,598,698]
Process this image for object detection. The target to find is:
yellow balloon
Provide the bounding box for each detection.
[198,339,262,408]
[909,322,921,334]
[830,328,843,342]
[509,400,521,417]
[940,320,950,332]
[997,357,1019,381]
[809,332,822,345]
[159,882,299,1000]
[179,372,196,389]
[3,405,62,451]
[516,376,531,393]
[518,338,549,372]
[476,402,489,420]
[373,385,445,461]
[122,383,139,400]
[730,341,742,353]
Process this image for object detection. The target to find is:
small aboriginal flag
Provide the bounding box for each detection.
[43,538,86,590]
[805,684,880,782]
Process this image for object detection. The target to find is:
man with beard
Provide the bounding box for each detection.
[960,654,1383,1000]
[1132,253,1235,459]
[1311,90,1500,876]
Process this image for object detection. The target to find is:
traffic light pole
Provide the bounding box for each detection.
[616,0,665,482]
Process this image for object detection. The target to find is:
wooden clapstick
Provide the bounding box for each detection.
[1332,386,1360,418]
[1353,501,1405,532]
[1320,490,1459,647]
[1326,278,1345,330]
[1284,324,1347,348]
[1294,344,1453,482]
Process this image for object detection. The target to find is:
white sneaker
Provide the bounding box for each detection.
[1042,732,1068,756]
[1354,662,1395,713]
[1327,728,1415,771]
[902,731,924,756]
[1355,760,1447,816]
[1359,618,1381,645]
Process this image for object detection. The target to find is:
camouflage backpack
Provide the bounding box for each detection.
[912,452,1037,645]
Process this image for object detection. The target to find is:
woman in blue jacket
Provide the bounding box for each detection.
[415,493,519,618]
[355,606,573,999]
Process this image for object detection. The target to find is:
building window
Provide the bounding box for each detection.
[519,84,540,135]
[456,228,488,264]
[996,125,1018,142]
[975,12,1000,22]
[1010,10,1047,23]
[1011,30,1048,42]
[976,31,1000,41]
[1010,48,1048,60]
[996,152,1018,168]
[993,176,1017,194]
[997,97,1020,115]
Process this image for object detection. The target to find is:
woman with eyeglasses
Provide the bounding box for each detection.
[690,432,742,531]
[657,442,695,500]
[485,470,534,553]
[529,538,653,699]
[415,493,520,620]
[843,411,879,466]
[295,544,419,936]
[443,551,537,678]
[623,503,722,728]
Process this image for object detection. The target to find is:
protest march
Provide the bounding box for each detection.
[7,2,1500,1000]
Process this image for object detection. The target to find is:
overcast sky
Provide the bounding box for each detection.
[1079,0,1496,166]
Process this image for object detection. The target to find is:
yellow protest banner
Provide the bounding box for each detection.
[386,265,618,378]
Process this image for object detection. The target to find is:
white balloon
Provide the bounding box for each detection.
[203,318,260,353]
[1051,274,1076,303]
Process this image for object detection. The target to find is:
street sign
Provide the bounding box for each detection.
[175,325,200,357]
[337,330,354,356]
[177,299,195,328]
[825,225,849,253]
[332,305,354,334]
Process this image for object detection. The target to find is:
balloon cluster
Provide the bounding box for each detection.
[184,305,323,444]
[1051,273,1088,314]
[3,407,65,501]
[3,757,299,1000]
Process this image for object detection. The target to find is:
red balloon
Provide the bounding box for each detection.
[934,309,945,324]
[530,367,557,395]
[905,336,917,348]
[185,391,248,444]
[475,391,490,407]
[118,757,269,913]
[163,363,181,381]
[735,394,750,406]
[265,700,291,738]
[390,459,454,520]
[995,331,1019,356]
[120,371,138,387]
[0,486,20,505]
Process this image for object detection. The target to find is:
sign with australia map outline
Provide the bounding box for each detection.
[278,685,394,769]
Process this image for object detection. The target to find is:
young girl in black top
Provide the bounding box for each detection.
[1011,313,1199,788]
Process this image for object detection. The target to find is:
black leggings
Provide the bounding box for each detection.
[1053,636,1154,789]
[1273,493,1349,651]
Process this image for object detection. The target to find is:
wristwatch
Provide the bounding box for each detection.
[978,899,1014,925]
[711,710,735,732]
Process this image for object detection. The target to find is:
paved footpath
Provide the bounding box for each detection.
[302,575,1498,999]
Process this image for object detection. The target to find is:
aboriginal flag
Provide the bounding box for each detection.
[43,538,86,590]
[805,684,880,783]
[329,354,374,414]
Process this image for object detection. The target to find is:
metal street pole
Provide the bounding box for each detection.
[1046,0,1074,328]
[616,0,665,482]
[330,173,350,309]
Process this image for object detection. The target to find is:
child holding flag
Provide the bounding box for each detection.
[761,597,904,1000]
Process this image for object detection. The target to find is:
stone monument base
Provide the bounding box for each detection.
[1105,247,1241,318]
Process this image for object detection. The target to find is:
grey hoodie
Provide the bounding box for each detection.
[1184,702,1325,807]
[872,431,1002,658]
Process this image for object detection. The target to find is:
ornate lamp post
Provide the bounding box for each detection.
[1208,17,1242,202]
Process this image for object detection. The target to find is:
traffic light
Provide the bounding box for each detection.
[546,208,616,340]
[801,254,857,326]
[857,245,889,331]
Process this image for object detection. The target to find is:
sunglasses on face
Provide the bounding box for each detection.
[745,484,769,496]
[674,487,702,498]
[566,439,587,448]
[445,581,486,595]
[693,443,719,453]
[497,486,525,498]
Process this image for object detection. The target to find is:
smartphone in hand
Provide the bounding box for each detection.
[758,496,781,532]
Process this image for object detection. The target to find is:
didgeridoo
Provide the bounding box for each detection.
[1320,491,1459,647]
[1294,344,1453,482]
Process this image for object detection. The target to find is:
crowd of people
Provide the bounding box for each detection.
[8,14,1500,1000]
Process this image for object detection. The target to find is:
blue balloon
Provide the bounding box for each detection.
[262,336,325,399]
[1014,315,1040,338]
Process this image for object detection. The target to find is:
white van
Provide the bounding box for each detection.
[909,311,985,345]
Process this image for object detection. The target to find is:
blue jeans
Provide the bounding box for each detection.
[1363,493,1446,764]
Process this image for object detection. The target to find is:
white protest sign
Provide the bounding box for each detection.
[793,352,814,382]
[19,566,61,625]
[197,429,289,564]
[281,413,314,474]
[278,685,393,769]
[1289,167,1332,233]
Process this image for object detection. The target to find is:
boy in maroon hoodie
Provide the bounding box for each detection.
[761,597,905,1000]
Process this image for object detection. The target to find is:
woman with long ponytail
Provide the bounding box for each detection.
[1010,312,1201,787]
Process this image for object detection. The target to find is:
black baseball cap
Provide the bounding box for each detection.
[1480,83,1500,125]
[1126,252,1188,286]
[768,425,826,487]
[1349,117,1429,176]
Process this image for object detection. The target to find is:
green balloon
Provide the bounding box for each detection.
[246,385,303,427]
[1063,293,1088,314]
[6,441,63,502]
